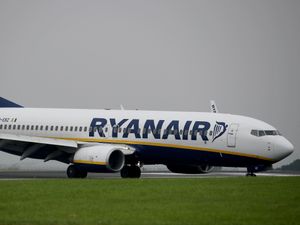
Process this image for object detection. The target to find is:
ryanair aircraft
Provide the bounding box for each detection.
[0,97,294,178]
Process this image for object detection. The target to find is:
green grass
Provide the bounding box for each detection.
[0,177,299,225]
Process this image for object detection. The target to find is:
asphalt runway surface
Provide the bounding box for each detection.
[0,170,299,180]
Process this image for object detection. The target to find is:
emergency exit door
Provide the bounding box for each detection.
[227,124,239,147]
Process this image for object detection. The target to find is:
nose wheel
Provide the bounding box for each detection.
[246,172,256,177]
[246,166,257,177]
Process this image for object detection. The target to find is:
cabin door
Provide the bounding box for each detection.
[227,124,239,147]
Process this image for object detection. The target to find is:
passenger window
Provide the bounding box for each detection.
[65,126,69,131]
[79,127,82,132]
[35,125,39,130]
[0,124,2,129]
[50,126,54,131]
[17,125,20,130]
[45,126,48,131]
[22,125,25,130]
[13,125,16,130]
[4,125,7,129]
[84,127,87,132]
[40,126,43,131]
[70,126,73,132]
[26,125,30,130]
[55,126,58,131]
[74,127,78,132]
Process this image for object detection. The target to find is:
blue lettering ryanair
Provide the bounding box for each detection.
[89,118,228,142]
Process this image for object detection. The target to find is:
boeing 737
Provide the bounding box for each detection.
[0,97,294,178]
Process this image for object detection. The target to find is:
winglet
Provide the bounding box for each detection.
[210,100,218,113]
[0,97,23,108]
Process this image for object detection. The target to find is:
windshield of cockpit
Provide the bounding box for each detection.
[251,130,281,137]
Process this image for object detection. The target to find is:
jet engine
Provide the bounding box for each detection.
[167,164,214,174]
[72,145,125,172]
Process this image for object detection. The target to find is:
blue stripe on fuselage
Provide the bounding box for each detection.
[131,144,271,167]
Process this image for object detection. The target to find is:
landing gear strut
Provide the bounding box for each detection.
[246,167,256,177]
[120,165,141,178]
[67,165,88,178]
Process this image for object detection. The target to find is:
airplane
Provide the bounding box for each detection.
[0,97,294,178]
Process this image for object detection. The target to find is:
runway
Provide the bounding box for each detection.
[0,170,299,180]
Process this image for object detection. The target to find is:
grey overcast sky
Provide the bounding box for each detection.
[0,0,299,169]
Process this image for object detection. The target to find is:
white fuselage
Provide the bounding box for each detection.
[0,108,294,169]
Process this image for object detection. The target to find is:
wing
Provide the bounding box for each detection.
[0,133,135,164]
[0,133,78,163]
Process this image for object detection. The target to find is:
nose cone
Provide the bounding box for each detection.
[276,138,294,160]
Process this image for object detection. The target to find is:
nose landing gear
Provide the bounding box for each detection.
[246,166,259,177]
[246,171,256,177]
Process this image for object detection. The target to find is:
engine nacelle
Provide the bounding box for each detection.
[167,164,214,174]
[73,145,125,172]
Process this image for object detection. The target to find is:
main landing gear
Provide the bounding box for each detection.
[66,164,141,179]
[67,165,88,178]
[120,165,141,178]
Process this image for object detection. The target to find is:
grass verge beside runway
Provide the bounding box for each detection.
[0,177,299,225]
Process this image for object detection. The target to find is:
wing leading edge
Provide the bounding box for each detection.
[0,133,136,164]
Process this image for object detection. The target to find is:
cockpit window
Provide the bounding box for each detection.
[251,130,258,136]
[259,130,265,137]
[265,130,277,135]
[251,130,281,137]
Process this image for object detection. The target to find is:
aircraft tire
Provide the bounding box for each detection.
[132,166,141,178]
[79,169,88,178]
[246,173,257,177]
[67,165,87,178]
[67,165,78,178]
[120,166,130,178]
[121,165,141,178]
